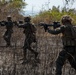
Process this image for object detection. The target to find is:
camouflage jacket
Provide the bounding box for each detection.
[1,20,13,32]
[47,25,75,46]
[18,22,36,37]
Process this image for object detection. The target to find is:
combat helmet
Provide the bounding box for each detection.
[61,15,72,25]
[7,15,11,20]
[24,17,31,22]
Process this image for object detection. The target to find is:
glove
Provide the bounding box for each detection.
[44,25,48,32]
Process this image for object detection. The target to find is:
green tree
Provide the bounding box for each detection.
[33,6,76,25]
[0,0,27,20]
[0,0,26,10]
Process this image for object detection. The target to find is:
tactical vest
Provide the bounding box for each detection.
[62,25,75,46]
[6,21,13,30]
[23,23,36,36]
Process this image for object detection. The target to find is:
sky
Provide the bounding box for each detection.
[23,0,76,16]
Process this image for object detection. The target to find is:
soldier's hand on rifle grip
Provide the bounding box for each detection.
[44,25,48,32]
[39,22,48,32]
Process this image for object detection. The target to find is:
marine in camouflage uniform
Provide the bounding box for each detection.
[18,17,38,63]
[46,15,76,75]
[1,16,13,47]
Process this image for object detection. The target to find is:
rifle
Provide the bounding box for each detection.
[39,21,61,32]
[13,20,24,26]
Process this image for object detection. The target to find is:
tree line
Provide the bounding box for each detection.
[0,0,76,25]
[33,5,76,25]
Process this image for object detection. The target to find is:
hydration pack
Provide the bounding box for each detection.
[71,26,76,40]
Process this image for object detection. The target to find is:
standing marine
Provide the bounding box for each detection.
[46,15,76,75]
[17,17,39,64]
[1,16,13,47]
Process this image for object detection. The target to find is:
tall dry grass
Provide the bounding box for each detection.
[0,25,75,75]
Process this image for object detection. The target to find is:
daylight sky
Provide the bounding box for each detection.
[23,0,76,16]
[24,0,76,12]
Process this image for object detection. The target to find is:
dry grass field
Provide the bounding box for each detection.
[0,25,76,75]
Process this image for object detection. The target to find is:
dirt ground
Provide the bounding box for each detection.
[0,26,76,75]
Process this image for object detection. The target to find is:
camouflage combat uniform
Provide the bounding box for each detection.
[1,16,13,47]
[18,17,38,63]
[47,15,76,75]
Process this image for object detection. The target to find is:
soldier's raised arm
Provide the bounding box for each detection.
[47,25,65,35]
[16,20,25,28]
[0,21,6,26]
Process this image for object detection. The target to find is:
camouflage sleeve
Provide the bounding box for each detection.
[18,24,25,28]
[47,25,65,35]
[16,22,24,28]
[13,21,18,26]
[15,20,25,28]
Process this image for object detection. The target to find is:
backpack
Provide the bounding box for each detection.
[71,26,76,42]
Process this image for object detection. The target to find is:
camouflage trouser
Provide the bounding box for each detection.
[56,46,76,75]
[23,36,38,59]
[3,31,12,46]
